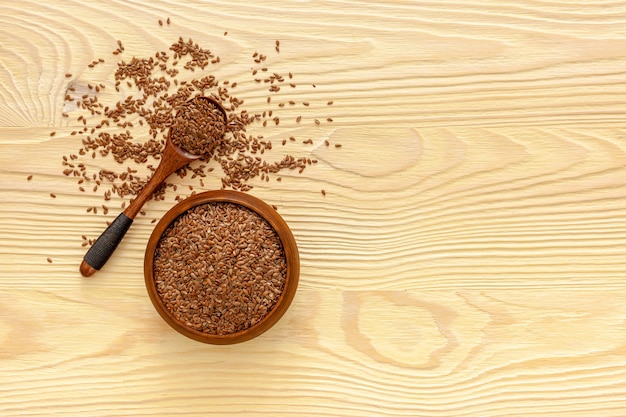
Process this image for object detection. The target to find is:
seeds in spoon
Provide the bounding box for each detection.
[169,97,226,156]
[153,202,287,335]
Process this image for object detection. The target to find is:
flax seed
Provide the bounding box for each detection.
[169,97,226,156]
[153,202,287,335]
[57,36,335,244]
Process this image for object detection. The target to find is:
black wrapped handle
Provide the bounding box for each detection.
[80,213,133,276]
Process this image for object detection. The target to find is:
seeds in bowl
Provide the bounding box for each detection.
[152,202,287,335]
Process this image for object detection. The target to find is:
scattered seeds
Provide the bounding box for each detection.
[59,35,337,245]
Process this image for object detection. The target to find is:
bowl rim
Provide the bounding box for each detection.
[144,190,299,344]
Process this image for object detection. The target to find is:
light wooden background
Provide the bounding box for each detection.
[1,1,626,416]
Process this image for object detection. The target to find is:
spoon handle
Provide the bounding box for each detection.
[79,141,198,277]
[78,170,163,277]
[79,213,134,277]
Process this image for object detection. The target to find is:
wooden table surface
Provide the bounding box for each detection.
[2,1,626,415]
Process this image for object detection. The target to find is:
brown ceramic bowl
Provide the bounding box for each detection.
[144,190,299,344]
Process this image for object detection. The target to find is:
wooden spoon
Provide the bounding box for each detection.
[79,97,227,277]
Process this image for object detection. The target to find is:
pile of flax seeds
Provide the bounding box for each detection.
[48,29,339,247]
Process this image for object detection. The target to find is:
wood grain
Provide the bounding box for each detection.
[2,0,626,415]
